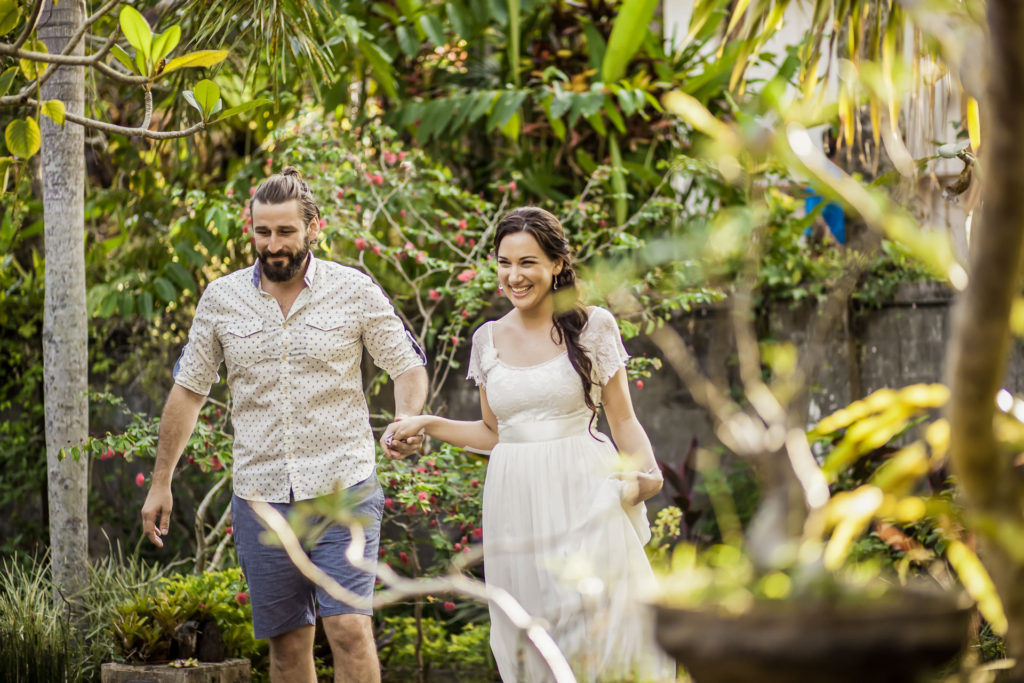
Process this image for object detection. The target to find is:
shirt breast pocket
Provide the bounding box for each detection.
[222,319,269,368]
[302,314,359,363]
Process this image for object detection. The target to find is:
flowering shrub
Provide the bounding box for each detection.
[377,615,493,679]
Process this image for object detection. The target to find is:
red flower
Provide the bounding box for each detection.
[355,203,363,213]
[355,237,367,251]
[249,187,256,196]
[470,479,479,488]
[336,189,345,199]
[461,309,469,319]
[100,448,115,461]
[319,218,327,229]
[235,592,249,605]
[371,244,381,256]
[211,456,223,471]
[497,184,505,193]
[417,491,428,500]
[429,519,438,527]
[454,542,462,551]
[509,181,517,191]
[135,472,146,487]
[472,527,483,540]
[400,209,407,218]
[461,535,468,545]
[457,269,476,282]
[187,456,195,465]
[379,548,386,557]
[384,497,395,510]
[457,219,468,230]
[443,601,455,612]
[406,503,417,514]
[469,238,476,247]
[450,336,459,346]
[398,151,407,160]
[455,234,465,246]
[428,289,441,301]
[225,525,233,536]
[636,380,644,390]
[242,225,250,235]
[399,552,409,564]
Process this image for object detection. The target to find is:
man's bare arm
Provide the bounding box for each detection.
[382,366,428,458]
[141,384,206,547]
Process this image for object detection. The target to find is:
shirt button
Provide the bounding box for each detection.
[281,353,287,361]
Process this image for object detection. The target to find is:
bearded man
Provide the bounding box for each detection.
[141,167,427,682]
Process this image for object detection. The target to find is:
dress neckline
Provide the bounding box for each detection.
[488,322,569,370]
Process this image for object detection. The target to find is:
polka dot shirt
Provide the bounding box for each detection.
[174,256,425,502]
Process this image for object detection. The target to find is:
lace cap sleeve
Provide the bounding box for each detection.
[466,323,498,387]
[582,306,630,386]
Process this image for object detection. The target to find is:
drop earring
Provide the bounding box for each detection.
[552,275,559,291]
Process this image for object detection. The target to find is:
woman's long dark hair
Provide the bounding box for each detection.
[494,207,599,424]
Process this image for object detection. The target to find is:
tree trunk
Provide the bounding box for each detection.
[947,0,1024,674]
[39,0,88,600]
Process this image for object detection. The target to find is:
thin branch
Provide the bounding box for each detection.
[11,0,44,51]
[12,96,206,138]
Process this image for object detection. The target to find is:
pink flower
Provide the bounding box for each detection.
[416,251,428,264]
[371,244,381,255]
[385,497,395,510]
[226,188,234,197]
[211,456,223,471]
[636,380,644,390]
[319,218,327,229]
[455,234,465,246]
[355,237,367,251]
[461,309,469,319]
[454,542,462,551]
[457,219,467,230]
[457,269,476,282]
[417,491,428,500]
[497,184,505,193]
[450,336,459,346]
[509,181,517,191]
[384,151,398,164]
[242,225,250,235]
[135,472,146,487]
[355,203,362,213]
[404,241,414,251]
[100,448,115,461]
[398,151,407,160]
[336,189,344,199]
[472,527,483,540]
[400,209,407,218]
[444,601,455,612]
[428,289,441,301]
[249,187,256,196]
[235,592,249,605]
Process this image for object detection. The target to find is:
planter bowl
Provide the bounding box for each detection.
[654,590,972,683]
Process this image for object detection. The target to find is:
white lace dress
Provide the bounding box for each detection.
[468,307,675,682]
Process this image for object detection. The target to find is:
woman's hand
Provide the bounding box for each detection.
[611,468,664,506]
[380,415,433,459]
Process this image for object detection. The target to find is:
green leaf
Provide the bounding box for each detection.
[395,25,419,59]
[419,14,446,46]
[582,19,606,72]
[358,39,397,100]
[0,0,20,36]
[41,99,65,126]
[486,90,527,132]
[499,110,520,140]
[211,98,273,123]
[19,40,47,80]
[152,277,177,303]
[0,66,18,97]
[118,291,135,317]
[5,118,40,159]
[99,291,119,318]
[446,1,471,38]
[119,6,152,64]
[165,262,197,293]
[601,0,658,83]
[137,291,153,320]
[603,95,626,134]
[181,90,202,115]
[161,50,228,75]
[609,133,628,225]
[151,25,181,64]
[109,44,136,73]
[193,79,220,118]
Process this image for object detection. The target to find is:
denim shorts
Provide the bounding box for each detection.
[231,474,384,639]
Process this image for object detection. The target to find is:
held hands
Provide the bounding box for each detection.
[141,485,173,547]
[380,415,431,459]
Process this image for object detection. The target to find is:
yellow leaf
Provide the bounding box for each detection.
[946,539,1006,635]
[967,97,981,151]
[41,99,65,126]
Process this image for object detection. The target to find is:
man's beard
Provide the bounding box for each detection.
[259,241,310,282]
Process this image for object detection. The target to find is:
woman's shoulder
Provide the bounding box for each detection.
[583,305,618,335]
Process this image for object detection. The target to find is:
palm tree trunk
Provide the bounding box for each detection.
[38,0,88,600]
[947,0,1024,673]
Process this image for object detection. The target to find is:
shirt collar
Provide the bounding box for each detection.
[252,252,317,290]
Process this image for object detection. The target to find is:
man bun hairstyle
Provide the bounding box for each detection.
[494,207,600,431]
[250,165,321,228]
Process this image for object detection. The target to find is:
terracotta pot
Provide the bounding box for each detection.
[654,590,972,683]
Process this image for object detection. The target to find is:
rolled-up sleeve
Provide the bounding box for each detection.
[360,280,426,378]
[173,287,223,396]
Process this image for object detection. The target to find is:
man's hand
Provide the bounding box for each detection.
[380,416,429,459]
[142,485,174,547]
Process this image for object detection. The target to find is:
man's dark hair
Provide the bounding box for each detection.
[250,166,321,227]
